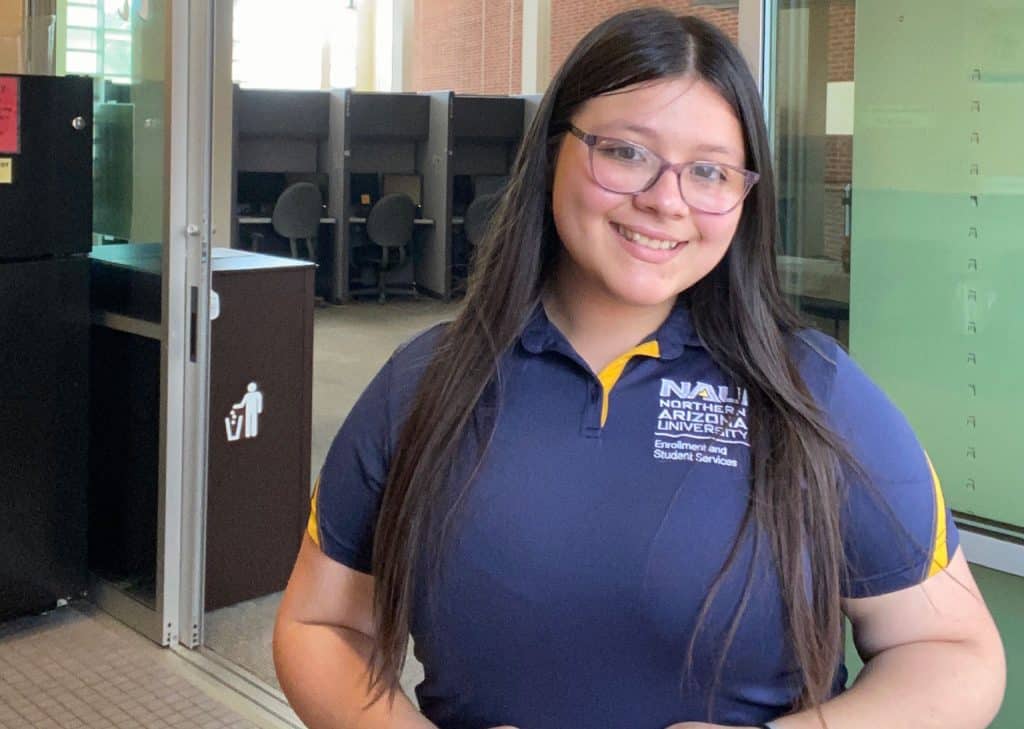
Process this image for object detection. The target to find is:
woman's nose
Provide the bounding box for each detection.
[633,165,690,217]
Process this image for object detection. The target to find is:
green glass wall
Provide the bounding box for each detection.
[849,0,1024,530]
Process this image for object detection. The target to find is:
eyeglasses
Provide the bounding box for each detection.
[568,124,760,215]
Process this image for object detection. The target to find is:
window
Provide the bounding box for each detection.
[62,0,132,85]
[232,0,357,90]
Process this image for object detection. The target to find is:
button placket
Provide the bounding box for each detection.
[581,378,603,437]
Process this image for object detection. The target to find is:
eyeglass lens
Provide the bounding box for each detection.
[589,138,748,213]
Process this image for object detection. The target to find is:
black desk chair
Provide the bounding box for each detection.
[361,193,417,301]
[463,192,500,249]
[252,182,321,260]
[451,193,500,297]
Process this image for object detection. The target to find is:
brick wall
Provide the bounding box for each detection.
[550,1,738,74]
[409,0,739,95]
[824,1,855,261]
[411,0,522,94]
[829,0,855,83]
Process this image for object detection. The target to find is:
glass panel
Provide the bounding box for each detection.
[67,28,98,51]
[101,0,132,31]
[66,5,99,27]
[775,7,1024,724]
[207,0,460,694]
[774,1,852,345]
[65,50,98,74]
[86,0,169,616]
[774,1,1024,525]
[847,1,1024,531]
[232,0,327,89]
[102,36,131,76]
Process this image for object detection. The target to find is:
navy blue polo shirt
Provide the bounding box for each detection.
[309,303,958,729]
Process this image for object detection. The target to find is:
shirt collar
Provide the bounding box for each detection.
[519,299,704,360]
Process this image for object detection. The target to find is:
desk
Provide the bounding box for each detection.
[776,255,849,303]
[776,255,849,338]
[239,216,337,225]
[348,217,435,225]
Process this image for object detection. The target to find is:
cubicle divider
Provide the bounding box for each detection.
[416,91,455,299]
[520,94,542,136]
[331,90,431,303]
[231,88,537,303]
[231,86,338,296]
[447,95,527,293]
[326,88,348,302]
[450,95,525,184]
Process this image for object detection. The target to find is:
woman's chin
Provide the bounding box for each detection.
[604,284,683,312]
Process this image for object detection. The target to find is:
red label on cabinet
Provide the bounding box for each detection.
[0,77,20,154]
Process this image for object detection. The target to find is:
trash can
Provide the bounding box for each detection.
[89,245,314,612]
[205,248,315,610]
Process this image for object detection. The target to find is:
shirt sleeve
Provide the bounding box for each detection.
[307,356,395,574]
[824,345,960,599]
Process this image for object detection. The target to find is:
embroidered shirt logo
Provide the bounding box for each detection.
[653,379,749,467]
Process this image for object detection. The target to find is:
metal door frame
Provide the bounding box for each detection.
[89,0,214,646]
[176,0,215,649]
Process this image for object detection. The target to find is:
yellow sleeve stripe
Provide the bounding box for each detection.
[597,340,661,427]
[924,453,949,577]
[307,475,321,547]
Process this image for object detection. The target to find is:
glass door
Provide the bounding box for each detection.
[188,0,772,703]
[770,4,1024,725]
[847,1,1024,535]
[71,0,214,646]
[772,0,1024,535]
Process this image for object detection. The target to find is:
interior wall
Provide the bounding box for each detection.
[356,0,376,90]
[0,2,25,74]
[212,0,233,247]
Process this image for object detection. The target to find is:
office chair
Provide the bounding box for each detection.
[450,193,500,297]
[463,192,501,248]
[361,192,417,301]
[251,182,321,259]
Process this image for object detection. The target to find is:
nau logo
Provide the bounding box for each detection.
[659,379,748,405]
[652,378,749,467]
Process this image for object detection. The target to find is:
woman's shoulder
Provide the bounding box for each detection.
[786,328,904,428]
[786,327,848,405]
[787,328,931,479]
[388,321,451,374]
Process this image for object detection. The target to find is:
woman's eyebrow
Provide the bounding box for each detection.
[693,143,737,156]
[617,123,659,140]
[602,124,737,154]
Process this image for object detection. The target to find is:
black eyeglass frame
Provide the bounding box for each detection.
[567,124,760,215]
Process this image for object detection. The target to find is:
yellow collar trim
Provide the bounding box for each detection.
[596,341,661,427]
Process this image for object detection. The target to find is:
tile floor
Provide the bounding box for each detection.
[0,604,267,729]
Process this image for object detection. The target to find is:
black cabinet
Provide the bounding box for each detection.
[0,74,92,259]
[0,258,90,620]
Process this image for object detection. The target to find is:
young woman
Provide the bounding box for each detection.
[274,9,1005,729]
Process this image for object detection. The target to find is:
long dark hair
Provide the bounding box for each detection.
[370,8,855,716]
